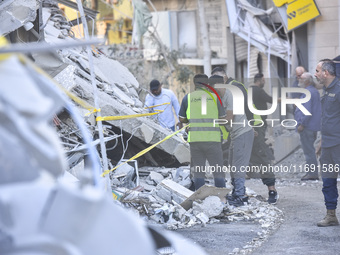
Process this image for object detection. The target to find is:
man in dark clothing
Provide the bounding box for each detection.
[294,72,321,181]
[250,73,273,124]
[249,73,278,204]
[314,59,340,227]
[211,67,278,204]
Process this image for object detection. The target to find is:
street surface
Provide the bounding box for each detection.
[174,164,340,254]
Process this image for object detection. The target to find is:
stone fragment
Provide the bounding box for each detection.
[155,179,194,204]
[192,196,224,218]
[148,171,164,185]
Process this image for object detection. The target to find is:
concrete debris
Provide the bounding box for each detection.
[110,167,284,249]
[0,2,288,254]
[192,196,224,218]
[181,185,230,210]
[224,198,284,255]
[173,167,192,188]
[112,161,137,189]
[148,171,164,185]
[139,123,154,143]
[10,1,190,169]
[155,179,194,204]
[0,0,37,35]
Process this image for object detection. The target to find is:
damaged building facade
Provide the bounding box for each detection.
[144,0,339,83]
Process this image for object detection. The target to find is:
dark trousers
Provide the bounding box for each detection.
[190,142,225,190]
[320,144,340,210]
[250,125,275,187]
[299,129,318,177]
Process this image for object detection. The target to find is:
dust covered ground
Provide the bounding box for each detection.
[173,148,340,255]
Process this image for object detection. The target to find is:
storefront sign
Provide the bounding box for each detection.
[273,0,321,31]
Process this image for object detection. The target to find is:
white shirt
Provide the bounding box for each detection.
[145,88,180,129]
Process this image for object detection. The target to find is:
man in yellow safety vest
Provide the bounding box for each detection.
[178,74,227,190]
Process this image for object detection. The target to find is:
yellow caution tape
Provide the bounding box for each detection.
[0,37,11,61]
[85,108,101,116]
[101,124,189,177]
[96,110,163,121]
[144,102,170,109]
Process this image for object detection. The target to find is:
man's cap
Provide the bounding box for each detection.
[150,79,161,90]
[211,66,226,75]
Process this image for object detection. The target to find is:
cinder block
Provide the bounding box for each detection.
[155,179,194,204]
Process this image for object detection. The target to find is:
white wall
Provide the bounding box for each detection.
[308,0,339,71]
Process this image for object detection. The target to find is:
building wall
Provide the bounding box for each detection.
[308,0,340,71]
[147,0,228,59]
[60,0,133,44]
[147,0,197,12]
[203,0,228,59]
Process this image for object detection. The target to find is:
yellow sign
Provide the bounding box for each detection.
[273,0,290,7]
[273,0,321,31]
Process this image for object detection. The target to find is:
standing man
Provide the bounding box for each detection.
[211,66,253,121]
[315,59,340,227]
[145,79,180,131]
[294,72,321,181]
[291,66,306,98]
[249,73,278,204]
[250,73,273,126]
[178,74,226,190]
[209,74,254,207]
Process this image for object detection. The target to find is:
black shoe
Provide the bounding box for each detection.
[227,194,248,207]
[268,190,278,204]
[301,174,319,181]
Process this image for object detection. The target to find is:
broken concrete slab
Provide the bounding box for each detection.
[181,185,230,210]
[12,3,190,167]
[155,179,194,204]
[148,171,164,185]
[173,144,190,164]
[0,0,37,35]
[139,180,156,192]
[139,123,154,143]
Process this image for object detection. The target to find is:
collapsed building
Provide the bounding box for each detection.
[1,0,190,173]
[0,1,289,254]
[0,1,209,254]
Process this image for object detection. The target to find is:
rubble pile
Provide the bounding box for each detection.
[110,166,284,253]
[0,0,190,168]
